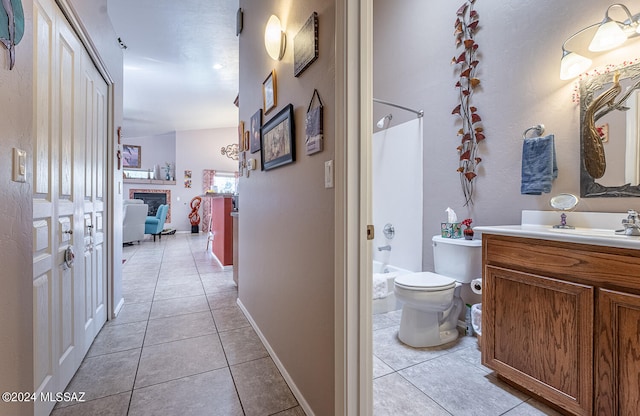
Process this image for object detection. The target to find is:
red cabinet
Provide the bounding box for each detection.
[210,197,234,266]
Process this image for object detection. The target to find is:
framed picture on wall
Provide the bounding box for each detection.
[122,144,141,168]
[263,70,277,114]
[294,12,319,77]
[250,109,262,153]
[238,121,245,151]
[261,104,295,171]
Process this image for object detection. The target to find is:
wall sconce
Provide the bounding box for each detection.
[560,3,640,80]
[265,15,286,60]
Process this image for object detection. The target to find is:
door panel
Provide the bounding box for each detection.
[33,0,109,414]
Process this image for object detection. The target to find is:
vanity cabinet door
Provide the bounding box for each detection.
[595,289,640,415]
[483,265,594,416]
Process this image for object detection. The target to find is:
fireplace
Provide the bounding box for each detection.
[129,189,171,223]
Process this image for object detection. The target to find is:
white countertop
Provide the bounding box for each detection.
[474,210,640,250]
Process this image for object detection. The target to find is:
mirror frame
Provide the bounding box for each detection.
[580,62,640,197]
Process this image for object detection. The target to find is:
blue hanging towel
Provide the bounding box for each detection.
[520,134,557,195]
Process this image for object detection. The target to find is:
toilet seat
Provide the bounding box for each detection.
[394,272,456,292]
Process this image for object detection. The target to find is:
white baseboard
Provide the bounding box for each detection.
[113,297,125,319]
[236,299,314,416]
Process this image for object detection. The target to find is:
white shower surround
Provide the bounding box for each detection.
[372,118,423,272]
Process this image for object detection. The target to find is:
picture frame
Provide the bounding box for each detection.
[238,121,245,151]
[261,104,295,171]
[294,12,319,77]
[250,109,262,153]
[122,144,141,168]
[263,70,277,114]
[244,130,250,151]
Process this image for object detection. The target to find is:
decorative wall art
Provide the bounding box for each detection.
[184,179,192,188]
[239,151,246,177]
[116,127,123,169]
[0,0,24,70]
[122,144,141,168]
[305,89,324,155]
[261,104,295,170]
[238,121,245,151]
[452,0,484,207]
[250,109,262,153]
[294,12,319,77]
[221,143,239,160]
[263,70,277,114]
[244,130,250,152]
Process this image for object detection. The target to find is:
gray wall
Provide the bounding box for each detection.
[0,2,35,411]
[0,1,122,414]
[237,0,336,414]
[373,0,640,276]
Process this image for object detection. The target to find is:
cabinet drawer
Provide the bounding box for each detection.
[483,234,640,291]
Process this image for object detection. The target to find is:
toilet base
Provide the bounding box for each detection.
[398,304,460,348]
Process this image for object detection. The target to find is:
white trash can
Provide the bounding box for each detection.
[471,303,482,347]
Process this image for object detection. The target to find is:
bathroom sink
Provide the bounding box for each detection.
[547,227,628,238]
[474,211,640,250]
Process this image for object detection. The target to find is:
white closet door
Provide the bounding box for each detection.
[32,0,109,414]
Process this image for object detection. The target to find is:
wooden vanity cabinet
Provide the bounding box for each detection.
[482,234,640,416]
[595,289,640,415]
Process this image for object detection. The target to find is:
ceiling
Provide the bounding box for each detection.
[106,0,239,139]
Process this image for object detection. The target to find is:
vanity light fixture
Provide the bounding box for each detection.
[560,3,640,80]
[265,15,286,61]
[560,35,593,80]
[589,4,634,52]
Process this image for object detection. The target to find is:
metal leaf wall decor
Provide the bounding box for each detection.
[221,143,239,160]
[452,0,484,206]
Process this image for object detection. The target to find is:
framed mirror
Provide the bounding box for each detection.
[580,62,640,197]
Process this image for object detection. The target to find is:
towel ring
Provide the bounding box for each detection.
[522,124,545,140]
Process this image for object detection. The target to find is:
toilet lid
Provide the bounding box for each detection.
[395,272,456,291]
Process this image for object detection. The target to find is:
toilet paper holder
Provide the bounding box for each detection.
[471,278,482,295]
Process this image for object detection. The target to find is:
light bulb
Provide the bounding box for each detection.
[589,20,627,52]
[560,50,592,80]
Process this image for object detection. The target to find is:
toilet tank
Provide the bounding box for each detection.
[432,235,482,283]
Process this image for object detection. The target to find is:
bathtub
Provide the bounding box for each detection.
[372,261,412,314]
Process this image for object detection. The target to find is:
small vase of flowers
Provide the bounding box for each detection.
[462,218,474,240]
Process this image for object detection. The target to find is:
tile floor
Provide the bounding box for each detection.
[52,233,305,416]
[51,231,564,416]
[372,310,564,416]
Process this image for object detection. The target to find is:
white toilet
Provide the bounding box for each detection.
[394,235,482,347]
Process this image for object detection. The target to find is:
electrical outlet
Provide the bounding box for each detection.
[324,160,334,188]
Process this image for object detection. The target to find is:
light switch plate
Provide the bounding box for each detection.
[324,160,334,188]
[13,147,26,183]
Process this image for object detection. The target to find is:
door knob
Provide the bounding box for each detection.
[63,246,75,269]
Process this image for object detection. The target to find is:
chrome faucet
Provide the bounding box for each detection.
[377,245,391,251]
[620,210,640,236]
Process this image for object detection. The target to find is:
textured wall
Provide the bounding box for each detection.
[0,2,35,413]
[237,0,336,414]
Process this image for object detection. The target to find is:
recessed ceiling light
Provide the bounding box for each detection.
[213,64,223,70]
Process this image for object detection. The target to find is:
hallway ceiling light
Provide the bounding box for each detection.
[560,3,640,80]
[265,15,286,61]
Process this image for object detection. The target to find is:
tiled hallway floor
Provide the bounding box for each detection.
[52,232,565,416]
[372,311,563,416]
[52,233,305,416]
